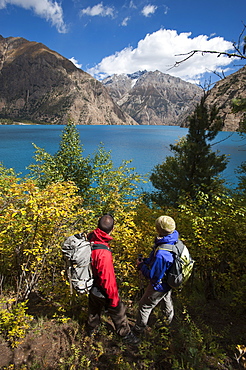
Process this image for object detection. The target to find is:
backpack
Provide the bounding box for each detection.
[157,240,194,289]
[62,233,110,294]
[62,233,94,294]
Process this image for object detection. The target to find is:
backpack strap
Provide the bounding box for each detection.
[74,233,86,239]
[156,240,184,257]
[73,232,111,252]
[91,243,111,252]
[157,244,176,253]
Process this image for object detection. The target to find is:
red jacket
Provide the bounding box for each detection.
[88,228,120,308]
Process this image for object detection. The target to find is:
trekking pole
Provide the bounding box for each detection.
[67,265,74,296]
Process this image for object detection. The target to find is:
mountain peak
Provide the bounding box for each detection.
[102,70,202,126]
[126,70,148,79]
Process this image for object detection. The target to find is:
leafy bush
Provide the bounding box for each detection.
[0,178,89,301]
[0,298,32,348]
[178,192,246,308]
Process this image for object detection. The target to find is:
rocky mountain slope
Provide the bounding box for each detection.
[1,35,245,130]
[102,70,203,126]
[204,66,246,131]
[0,35,137,125]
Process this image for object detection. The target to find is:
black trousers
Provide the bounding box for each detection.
[87,289,131,337]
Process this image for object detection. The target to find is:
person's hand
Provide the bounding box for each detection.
[136,258,141,267]
[136,259,144,270]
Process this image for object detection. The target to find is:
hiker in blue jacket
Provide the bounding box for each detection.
[133,215,178,336]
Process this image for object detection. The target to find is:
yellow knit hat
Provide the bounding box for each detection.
[155,216,176,236]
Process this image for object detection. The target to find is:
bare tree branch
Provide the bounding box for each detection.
[172,50,246,69]
[171,23,246,70]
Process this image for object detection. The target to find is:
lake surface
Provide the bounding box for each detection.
[0,125,245,191]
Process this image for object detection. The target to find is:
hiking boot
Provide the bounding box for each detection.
[132,324,145,336]
[122,331,141,345]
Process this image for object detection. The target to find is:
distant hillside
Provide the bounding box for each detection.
[102,70,203,126]
[204,66,246,131]
[0,35,137,125]
[1,35,244,130]
[179,66,246,132]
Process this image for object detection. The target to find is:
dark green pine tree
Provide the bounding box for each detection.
[148,94,228,207]
[232,98,246,194]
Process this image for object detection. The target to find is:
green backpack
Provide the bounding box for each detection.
[157,240,194,289]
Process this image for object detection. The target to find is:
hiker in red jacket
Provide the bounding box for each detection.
[86,214,139,344]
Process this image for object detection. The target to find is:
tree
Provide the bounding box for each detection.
[28,121,91,193]
[28,121,143,215]
[235,162,246,194]
[85,144,142,215]
[232,98,246,193]
[148,94,228,207]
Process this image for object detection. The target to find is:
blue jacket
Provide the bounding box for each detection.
[139,230,179,292]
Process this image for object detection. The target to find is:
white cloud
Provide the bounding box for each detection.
[69,57,82,69]
[80,2,114,18]
[141,4,157,17]
[163,5,169,15]
[0,0,67,33]
[121,16,130,26]
[87,29,234,83]
[129,1,137,9]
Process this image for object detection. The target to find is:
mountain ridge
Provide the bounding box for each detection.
[0,35,137,125]
[204,66,246,131]
[0,35,245,131]
[102,70,203,126]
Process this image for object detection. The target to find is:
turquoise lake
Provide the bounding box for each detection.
[0,125,245,191]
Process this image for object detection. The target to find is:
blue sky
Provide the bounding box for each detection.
[0,0,245,85]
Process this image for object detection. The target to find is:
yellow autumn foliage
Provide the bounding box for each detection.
[0,179,89,301]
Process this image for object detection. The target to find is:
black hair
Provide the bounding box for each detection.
[98,214,114,234]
